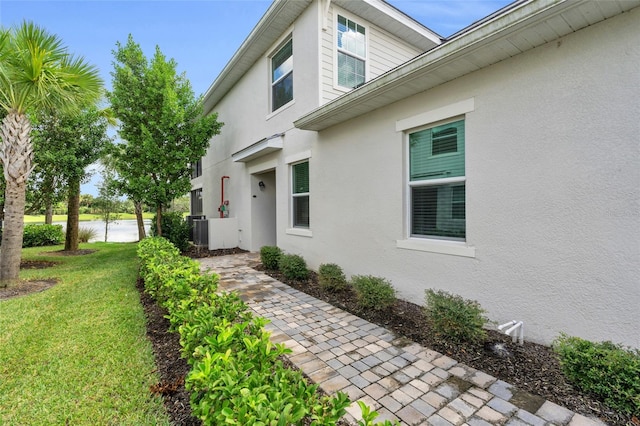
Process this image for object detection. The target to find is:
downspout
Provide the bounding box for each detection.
[220,176,230,218]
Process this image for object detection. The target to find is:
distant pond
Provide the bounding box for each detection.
[54,219,152,243]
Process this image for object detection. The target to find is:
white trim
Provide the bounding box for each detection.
[286,228,313,237]
[286,150,312,164]
[266,99,296,120]
[396,98,474,132]
[232,134,284,163]
[268,30,295,114]
[191,182,203,190]
[396,238,475,258]
[409,176,465,187]
[248,158,278,175]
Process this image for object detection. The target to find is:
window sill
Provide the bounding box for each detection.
[396,238,475,258]
[267,100,295,120]
[286,228,313,238]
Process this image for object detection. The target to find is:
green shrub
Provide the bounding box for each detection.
[78,226,98,243]
[22,224,64,247]
[423,289,488,344]
[318,263,348,292]
[278,253,309,280]
[137,237,352,425]
[553,334,640,415]
[351,275,396,310]
[150,212,191,252]
[260,245,282,270]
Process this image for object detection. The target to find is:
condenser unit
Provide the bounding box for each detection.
[193,219,209,247]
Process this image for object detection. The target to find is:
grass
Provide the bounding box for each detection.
[0,242,170,425]
[23,212,155,223]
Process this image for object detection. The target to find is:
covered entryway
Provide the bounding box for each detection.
[250,170,276,251]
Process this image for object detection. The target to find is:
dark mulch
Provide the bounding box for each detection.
[139,249,634,425]
[137,277,200,426]
[256,266,635,426]
[0,278,59,300]
[182,246,248,259]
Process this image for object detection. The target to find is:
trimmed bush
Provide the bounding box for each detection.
[78,226,98,243]
[278,253,309,280]
[318,263,348,292]
[553,334,640,415]
[423,289,488,344]
[150,212,190,252]
[22,224,64,247]
[260,245,282,270]
[351,275,396,310]
[137,237,352,425]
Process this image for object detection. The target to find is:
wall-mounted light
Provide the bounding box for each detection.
[258,181,266,189]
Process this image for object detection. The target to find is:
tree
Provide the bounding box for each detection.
[94,165,121,242]
[0,21,102,284]
[108,35,221,237]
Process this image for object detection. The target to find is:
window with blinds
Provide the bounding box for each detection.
[409,120,465,240]
[272,38,293,111]
[292,161,309,228]
[337,15,366,89]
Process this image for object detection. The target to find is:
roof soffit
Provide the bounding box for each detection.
[294,0,640,131]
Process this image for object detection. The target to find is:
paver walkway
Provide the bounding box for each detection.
[197,253,605,426]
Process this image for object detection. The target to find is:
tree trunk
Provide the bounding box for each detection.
[155,205,163,237]
[135,200,146,240]
[64,179,80,251]
[45,203,53,225]
[103,211,109,242]
[0,112,34,285]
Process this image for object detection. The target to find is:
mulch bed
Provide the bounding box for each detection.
[139,249,634,426]
[256,266,635,426]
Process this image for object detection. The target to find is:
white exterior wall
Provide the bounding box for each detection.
[295,8,640,347]
[199,3,321,251]
[320,4,423,104]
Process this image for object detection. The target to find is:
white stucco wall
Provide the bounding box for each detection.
[293,7,640,348]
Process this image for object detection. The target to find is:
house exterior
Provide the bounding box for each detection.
[192,0,640,348]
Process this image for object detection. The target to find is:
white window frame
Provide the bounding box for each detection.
[396,98,476,258]
[270,36,293,113]
[287,153,312,237]
[335,13,368,91]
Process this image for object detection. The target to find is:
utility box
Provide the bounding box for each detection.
[193,219,209,247]
[186,215,205,241]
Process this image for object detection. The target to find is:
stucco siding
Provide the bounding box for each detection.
[292,7,639,348]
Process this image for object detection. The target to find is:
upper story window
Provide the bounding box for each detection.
[337,15,366,89]
[271,38,293,111]
[191,158,202,178]
[409,119,465,240]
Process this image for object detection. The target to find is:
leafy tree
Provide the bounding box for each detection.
[108,35,221,237]
[0,21,101,284]
[32,107,111,251]
[94,165,121,242]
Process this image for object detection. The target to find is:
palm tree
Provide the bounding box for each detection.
[0,21,102,285]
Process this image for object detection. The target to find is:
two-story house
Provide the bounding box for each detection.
[191,0,640,348]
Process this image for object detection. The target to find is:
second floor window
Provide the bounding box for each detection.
[191,158,202,178]
[271,38,293,111]
[337,15,366,89]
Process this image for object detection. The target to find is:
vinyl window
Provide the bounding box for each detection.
[291,161,309,228]
[271,38,293,111]
[409,119,465,240]
[337,15,366,89]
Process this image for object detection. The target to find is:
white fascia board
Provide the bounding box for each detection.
[232,134,284,163]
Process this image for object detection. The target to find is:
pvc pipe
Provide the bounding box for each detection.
[498,320,524,345]
[498,320,517,331]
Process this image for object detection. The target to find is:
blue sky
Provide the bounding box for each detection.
[0,0,511,195]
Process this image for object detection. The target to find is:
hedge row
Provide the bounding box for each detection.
[138,237,366,426]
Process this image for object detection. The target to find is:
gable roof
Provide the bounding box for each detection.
[202,0,441,115]
[294,0,640,131]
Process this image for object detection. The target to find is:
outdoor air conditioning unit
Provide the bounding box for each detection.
[186,215,206,241]
[193,219,209,247]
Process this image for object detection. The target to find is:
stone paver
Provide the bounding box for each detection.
[197,254,602,426]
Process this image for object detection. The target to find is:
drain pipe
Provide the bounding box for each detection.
[220,176,229,218]
[498,320,524,345]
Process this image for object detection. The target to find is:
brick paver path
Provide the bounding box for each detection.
[198,253,606,426]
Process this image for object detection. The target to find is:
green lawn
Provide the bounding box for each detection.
[24,212,155,223]
[0,243,170,425]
